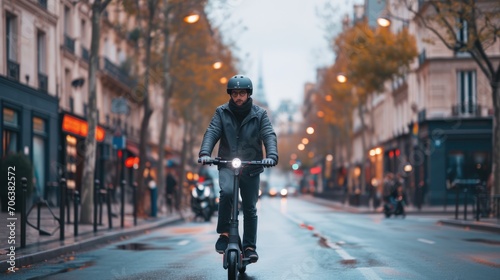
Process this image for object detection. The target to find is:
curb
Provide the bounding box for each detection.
[0,216,184,272]
[438,219,500,234]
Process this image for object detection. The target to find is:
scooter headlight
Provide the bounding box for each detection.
[232,158,242,168]
[203,187,211,197]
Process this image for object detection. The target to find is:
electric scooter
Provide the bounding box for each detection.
[199,157,271,280]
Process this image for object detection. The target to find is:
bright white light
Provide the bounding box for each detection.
[232,158,242,168]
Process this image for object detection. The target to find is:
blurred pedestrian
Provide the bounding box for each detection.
[166,168,177,215]
[383,173,395,203]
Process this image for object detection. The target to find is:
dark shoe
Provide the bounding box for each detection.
[215,235,229,254]
[244,248,258,263]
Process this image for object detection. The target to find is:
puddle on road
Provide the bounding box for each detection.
[116,242,172,251]
[26,261,95,279]
[464,238,500,246]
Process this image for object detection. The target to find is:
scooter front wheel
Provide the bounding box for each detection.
[227,251,238,280]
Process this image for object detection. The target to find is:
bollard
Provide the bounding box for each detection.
[455,187,459,220]
[150,185,157,218]
[21,178,27,248]
[99,187,104,225]
[121,180,126,228]
[133,182,137,226]
[464,188,468,220]
[94,179,99,233]
[66,189,72,224]
[59,178,66,241]
[106,184,113,229]
[74,191,79,236]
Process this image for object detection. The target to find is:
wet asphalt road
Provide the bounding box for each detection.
[4,195,500,279]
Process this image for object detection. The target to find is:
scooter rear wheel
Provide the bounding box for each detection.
[227,251,238,280]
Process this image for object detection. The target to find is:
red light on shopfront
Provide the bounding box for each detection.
[125,157,139,168]
[395,149,400,156]
[389,151,394,158]
[117,150,123,159]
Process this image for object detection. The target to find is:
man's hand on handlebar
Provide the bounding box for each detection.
[262,158,276,167]
[199,156,212,165]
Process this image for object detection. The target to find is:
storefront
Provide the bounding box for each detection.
[413,117,492,205]
[0,76,59,200]
[59,112,108,193]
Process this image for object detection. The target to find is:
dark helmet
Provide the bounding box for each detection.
[226,75,253,95]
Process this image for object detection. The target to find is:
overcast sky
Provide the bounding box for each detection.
[208,0,360,111]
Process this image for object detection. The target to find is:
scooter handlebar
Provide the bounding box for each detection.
[197,158,274,167]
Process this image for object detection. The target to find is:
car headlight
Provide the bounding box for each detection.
[232,158,242,168]
[280,189,288,196]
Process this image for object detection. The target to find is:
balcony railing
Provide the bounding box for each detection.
[64,34,75,54]
[38,72,48,92]
[7,60,20,81]
[452,103,482,117]
[101,57,137,89]
[81,47,90,62]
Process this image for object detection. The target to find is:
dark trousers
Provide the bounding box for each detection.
[217,167,260,249]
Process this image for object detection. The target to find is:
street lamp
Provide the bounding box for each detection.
[184,12,200,24]
[212,61,223,69]
[377,10,409,28]
[306,126,315,135]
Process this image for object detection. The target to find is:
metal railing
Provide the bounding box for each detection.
[63,34,75,54]
[451,103,481,117]
[7,60,20,81]
[38,72,48,92]
[101,57,138,89]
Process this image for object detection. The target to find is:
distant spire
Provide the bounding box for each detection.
[252,58,269,108]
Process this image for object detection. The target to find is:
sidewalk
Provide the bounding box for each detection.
[305,195,500,234]
[0,201,189,272]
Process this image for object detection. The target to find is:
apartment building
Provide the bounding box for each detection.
[349,0,497,206]
[0,0,59,201]
[0,0,183,202]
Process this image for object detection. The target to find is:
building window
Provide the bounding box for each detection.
[457,70,477,115]
[64,6,71,34]
[33,117,47,198]
[2,108,20,156]
[457,18,468,44]
[37,31,48,92]
[6,13,19,81]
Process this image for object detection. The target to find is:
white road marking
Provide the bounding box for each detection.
[357,267,383,280]
[178,240,190,246]
[417,238,435,245]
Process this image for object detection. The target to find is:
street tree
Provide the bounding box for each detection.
[330,19,417,194]
[403,0,500,200]
[168,14,236,208]
[80,0,113,224]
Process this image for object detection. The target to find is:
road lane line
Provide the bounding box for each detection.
[178,240,190,246]
[417,238,435,244]
[357,267,383,280]
[325,240,356,261]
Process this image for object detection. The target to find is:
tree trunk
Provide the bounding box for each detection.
[80,2,106,224]
[492,82,500,198]
[136,1,157,217]
[157,1,172,213]
[358,101,367,195]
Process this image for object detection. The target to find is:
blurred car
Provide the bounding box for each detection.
[268,187,278,197]
[285,183,299,197]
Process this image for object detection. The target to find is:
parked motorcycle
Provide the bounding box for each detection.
[191,179,216,222]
